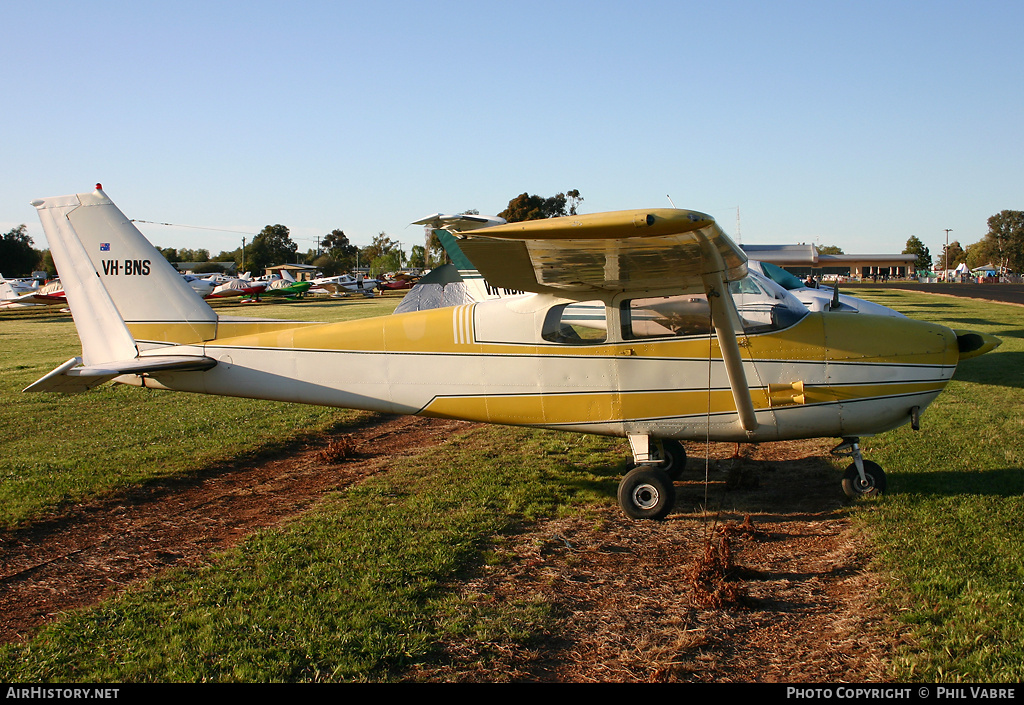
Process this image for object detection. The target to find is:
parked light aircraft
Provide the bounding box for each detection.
[261,273,312,299]
[311,273,377,297]
[1,275,41,294]
[0,277,66,308]
[180,273,217,298]
[745,260,905,317]
[25,187,1001,519]
[206,277,268,300]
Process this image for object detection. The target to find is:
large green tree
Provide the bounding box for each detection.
[902,235,931,271]
[360,232,401,264]
[408,244,426,269]
[359,232,404,276]
[980,210,1024,274]
[247,224,297,273]
[37,249,57,278]
[935,240,966,272]
[321,229,359,272]
[157,247,209,263]
[498,189,583,223]
[1,225,39,277]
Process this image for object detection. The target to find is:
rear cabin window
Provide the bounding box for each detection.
[541,301,607,344]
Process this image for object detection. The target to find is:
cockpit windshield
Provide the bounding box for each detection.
[758,261,806,291]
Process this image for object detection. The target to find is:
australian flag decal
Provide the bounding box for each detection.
[99,243,110,251]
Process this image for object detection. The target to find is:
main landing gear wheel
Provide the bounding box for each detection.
[626,440,688,480]
[842,460,887,498]
[654,439,687,480]
[617,466,676,520]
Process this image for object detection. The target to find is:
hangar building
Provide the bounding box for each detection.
[740,244,920,280]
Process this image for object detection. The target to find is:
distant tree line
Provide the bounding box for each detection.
[902,210,1024,274]
[2,190,589,279]
[498,190,583,222]
[26,189,1014,281]
[0,225,40,277]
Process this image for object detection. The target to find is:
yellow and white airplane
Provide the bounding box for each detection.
[25,186,1000,519]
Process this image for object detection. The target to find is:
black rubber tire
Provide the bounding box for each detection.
[617,466,676,520]
[841,460,887,498]
[655,439,687,480]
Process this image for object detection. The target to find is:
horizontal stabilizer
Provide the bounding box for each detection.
[411,213,507,232]
[24,355,217,394]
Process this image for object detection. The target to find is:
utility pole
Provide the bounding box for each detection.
[944,229,952,281]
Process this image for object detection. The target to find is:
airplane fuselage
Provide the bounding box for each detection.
[125,293,959,444]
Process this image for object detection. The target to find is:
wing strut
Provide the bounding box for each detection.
[699,238,759,433]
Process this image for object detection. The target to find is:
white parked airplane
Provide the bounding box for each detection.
[745,260,905,317]
[0,277,66,308]
[25,187,999,519]
[310,273,377,297]
[180,273,217,298]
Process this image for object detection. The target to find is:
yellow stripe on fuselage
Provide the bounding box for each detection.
[127,319,321,345]
[742,313,957,365]
[419,379,949,426]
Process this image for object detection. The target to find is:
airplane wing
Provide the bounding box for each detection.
[451,209,746,297]
[435,207,756,431]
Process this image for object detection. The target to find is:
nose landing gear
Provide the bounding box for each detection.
[832,437,887,498]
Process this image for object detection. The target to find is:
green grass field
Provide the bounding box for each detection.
[0,296,403,527]
[0,288,1021,682]
[847,288,1024,682]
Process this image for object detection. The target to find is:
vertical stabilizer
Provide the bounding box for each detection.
[31,186,218,361]
[0,279,18,301]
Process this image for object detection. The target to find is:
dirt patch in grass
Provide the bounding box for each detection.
[0,423,905,682]
[0,414,477,644]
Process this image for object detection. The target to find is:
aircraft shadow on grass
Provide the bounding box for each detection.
[946,316,1006,327]
[1,310,72,324]
[900,302,960,309]
[952,350,1024,388]
[579,451,849,518]
[576,452,1022,517]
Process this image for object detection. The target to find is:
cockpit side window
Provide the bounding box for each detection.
[729,276,808,333]
[622,277,808,339]
[622,295,713,339]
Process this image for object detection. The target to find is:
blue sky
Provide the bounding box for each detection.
[2,0,1021,264]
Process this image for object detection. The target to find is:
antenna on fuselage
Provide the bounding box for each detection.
[667,195,677,208]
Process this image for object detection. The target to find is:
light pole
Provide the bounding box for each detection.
[944,229,952,281]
